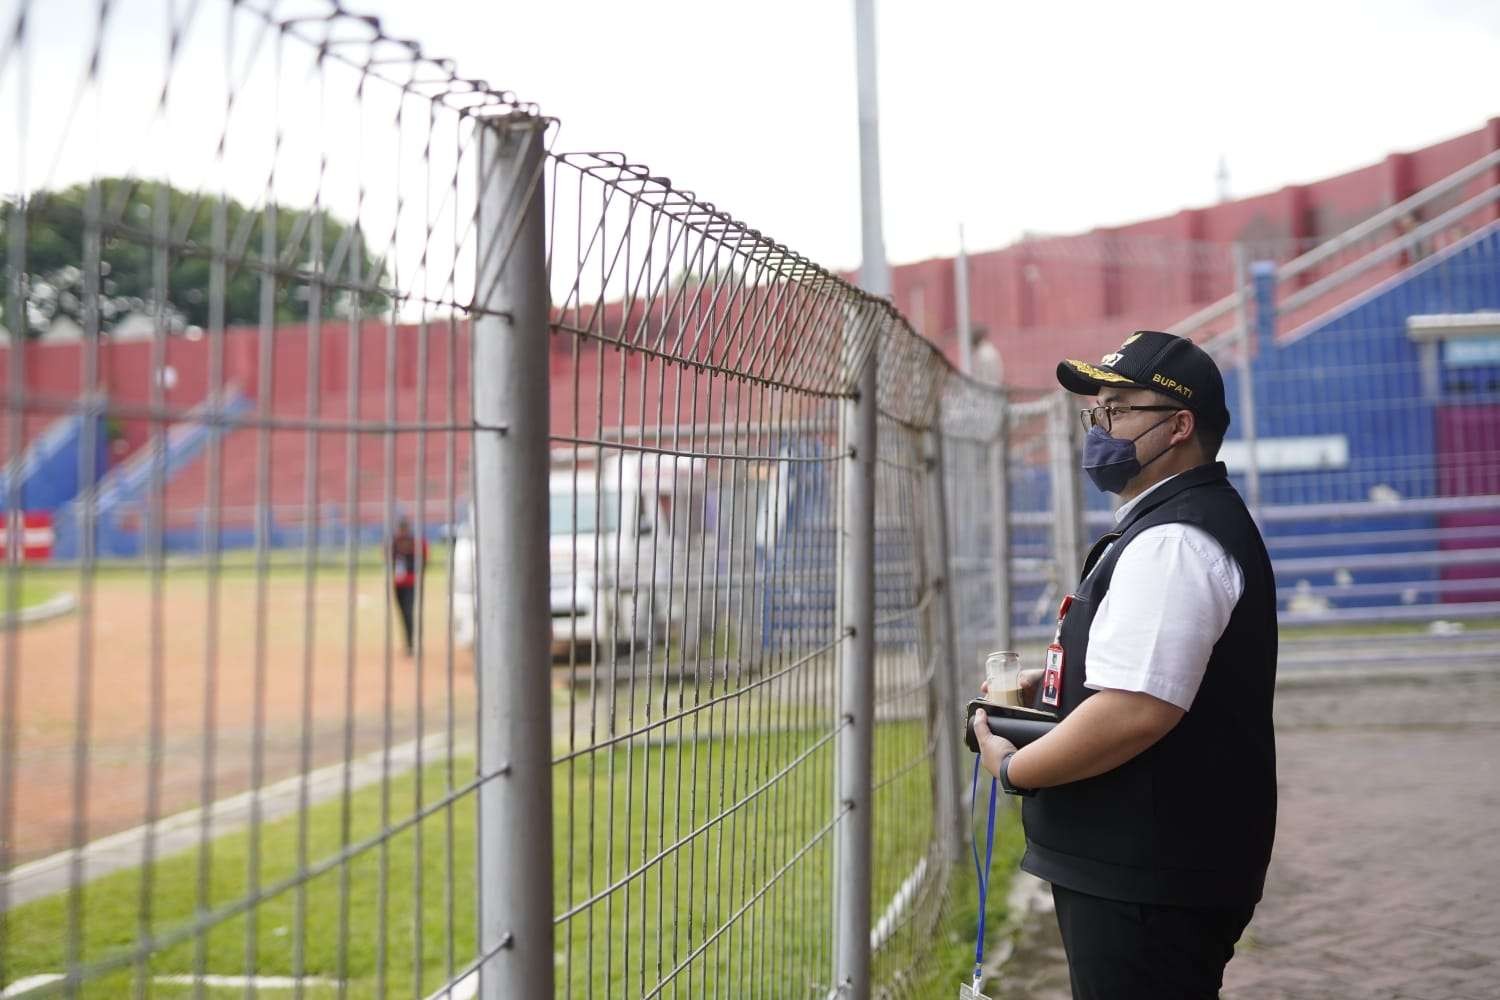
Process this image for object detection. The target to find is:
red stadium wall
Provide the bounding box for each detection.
[904,116,1500,390]
[4,116,1498,487]
[0,321,472,458]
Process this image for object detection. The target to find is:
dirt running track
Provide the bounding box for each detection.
[1,571,474,865]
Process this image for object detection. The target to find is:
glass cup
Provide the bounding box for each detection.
[983,650,1023,708]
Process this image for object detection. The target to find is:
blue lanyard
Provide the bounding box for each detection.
[970,754,999,989]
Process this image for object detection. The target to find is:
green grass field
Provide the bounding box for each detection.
[1,575,62,613]
[3,720,1022,998]
[1279,616,1500,639]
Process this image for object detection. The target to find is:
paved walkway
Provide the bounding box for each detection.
[990,669,1500,999]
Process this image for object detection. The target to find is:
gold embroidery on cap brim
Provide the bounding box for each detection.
[1065,360,1133,384]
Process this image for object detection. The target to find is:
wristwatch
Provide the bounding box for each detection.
[999,751,1036,797]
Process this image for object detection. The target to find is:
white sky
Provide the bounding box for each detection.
[7,0,1500,281]
[364,0,1500,271]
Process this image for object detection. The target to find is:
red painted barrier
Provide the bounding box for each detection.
[0,511,54,562]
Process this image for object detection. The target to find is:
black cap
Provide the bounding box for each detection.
[1056,330,1231,435]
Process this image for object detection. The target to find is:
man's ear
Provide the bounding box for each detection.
[1172,408,1197,448]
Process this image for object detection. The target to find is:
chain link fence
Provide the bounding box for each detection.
[0,2,1008,998]
[5,2,1499,998]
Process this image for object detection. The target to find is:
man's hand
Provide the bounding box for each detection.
[978,669,1044,707]
[971,709,1018,781]
[1017,668,1043,705]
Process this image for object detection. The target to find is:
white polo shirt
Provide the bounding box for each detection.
[1083,473,1246,711]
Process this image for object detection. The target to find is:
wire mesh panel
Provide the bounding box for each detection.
[938,375,1008,680]
[537,144,952,997]
[1205,222,1500,669]
[859,331,939,996]
[1017,154,1500,670]
[995,394,1069,649]
[1,2,1033,998]
[861,357,1014,998]
[0,2,520,995]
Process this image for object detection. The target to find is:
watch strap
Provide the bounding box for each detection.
[999,751,1036,797]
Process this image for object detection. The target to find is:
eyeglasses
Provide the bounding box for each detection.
[1078,404,1182,434]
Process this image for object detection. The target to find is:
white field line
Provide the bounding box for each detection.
[0,978,63,998]
[155,975,342,989]
[1,730,465,911]
[422,971,478,1000]
[870,856,929,954]
[1,974,342,997]
[1,592,77,628]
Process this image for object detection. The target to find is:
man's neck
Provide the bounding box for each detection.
[1117,467,1176,505]
[1116,451,1205,505]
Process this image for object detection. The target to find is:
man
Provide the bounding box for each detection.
[390,516,429,657]
[971,330,1277,999]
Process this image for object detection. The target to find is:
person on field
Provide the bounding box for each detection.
[972,330,1278,1000]
[390,516,428,657]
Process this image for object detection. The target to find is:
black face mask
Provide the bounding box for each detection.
[1080,415,1177,494]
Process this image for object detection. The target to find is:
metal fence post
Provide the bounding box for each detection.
[955,228,972,376]
[835,338,877,999]
[924,421,965,865]
[840,0,885,986]
[1250,259,1278,351]
[472,111,554,999]
[989,392,1013,652]
[1233,244,1263,518]
[1249,257,1278,511]
[1048,392,1085,588]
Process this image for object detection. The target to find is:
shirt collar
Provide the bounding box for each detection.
[1113,471,1187,526]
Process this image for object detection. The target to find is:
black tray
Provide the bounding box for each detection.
[963,698,1058,753]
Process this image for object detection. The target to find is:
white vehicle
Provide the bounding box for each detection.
[451,454,707,659]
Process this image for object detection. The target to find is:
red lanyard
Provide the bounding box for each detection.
[1041,595,1072,708]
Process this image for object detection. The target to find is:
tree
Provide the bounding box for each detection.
[1,178,389,338]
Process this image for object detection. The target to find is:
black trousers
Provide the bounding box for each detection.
[1051,883,1254,1000]
[394,584,416,652]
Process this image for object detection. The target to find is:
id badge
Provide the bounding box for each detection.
[959,981,993,1000]
[1040,593,1072,708]
[1041,643,1063,707]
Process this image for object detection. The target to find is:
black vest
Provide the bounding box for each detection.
[1020,462,1278,907]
